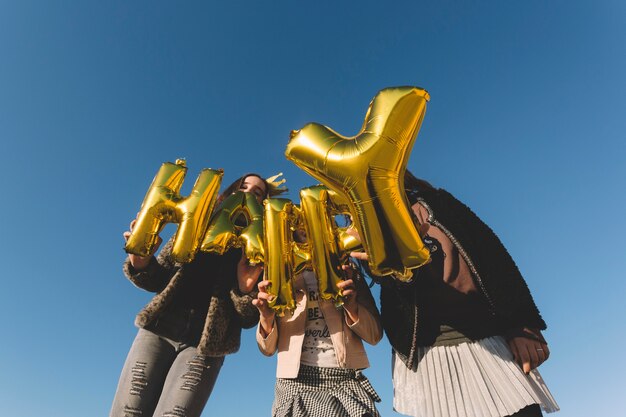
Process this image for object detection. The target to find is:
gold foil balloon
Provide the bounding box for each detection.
[300,185,349,304]
[289,206,313,276]
[285,86,431,279]
[337,225,362,255]
[125,159,223,263]
[238,192,266,265]
[263,198,301,316]
[200,191,265,265]
[323,188,363,255]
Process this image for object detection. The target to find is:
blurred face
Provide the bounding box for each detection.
[240,175,267,203]
[293,228,307,243]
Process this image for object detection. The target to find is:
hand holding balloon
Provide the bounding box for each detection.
[123,217,163,271]
[338,265,359,323]
[253,279,276,337]
[237,248,264,293]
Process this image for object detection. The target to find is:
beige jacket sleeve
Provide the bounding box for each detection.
[256,321,278,356]
[346,276,383,346]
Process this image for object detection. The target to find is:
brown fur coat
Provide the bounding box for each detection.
[123,238,259,356]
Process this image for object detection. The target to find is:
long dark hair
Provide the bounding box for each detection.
[216,173,269,205]
[404,170,435,193]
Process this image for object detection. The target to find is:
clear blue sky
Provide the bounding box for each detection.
[1,1,624,416]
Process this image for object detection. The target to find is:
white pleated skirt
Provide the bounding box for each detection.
[392,336,559,417]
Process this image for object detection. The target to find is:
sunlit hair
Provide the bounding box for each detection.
[403,170,435,227]
[404,170,435,192]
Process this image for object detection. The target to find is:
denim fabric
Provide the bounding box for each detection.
[110,328,224,417]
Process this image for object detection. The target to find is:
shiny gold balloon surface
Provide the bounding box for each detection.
[125,159,223,263]
[323,188,363,255]
[300,185,348,304]
[200,191,265,265]
[289,206,312,276]
[263,198,300,316]
[285,86,431,279]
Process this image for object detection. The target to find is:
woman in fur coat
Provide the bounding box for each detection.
[110,174,285,417]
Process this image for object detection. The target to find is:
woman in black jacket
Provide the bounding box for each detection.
[352,171,559,417]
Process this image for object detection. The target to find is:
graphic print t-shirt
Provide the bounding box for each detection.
[299,270,338,367]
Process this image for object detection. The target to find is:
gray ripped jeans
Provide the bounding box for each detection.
[110,328,224,417]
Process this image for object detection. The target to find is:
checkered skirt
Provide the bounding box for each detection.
[272,365,381,417]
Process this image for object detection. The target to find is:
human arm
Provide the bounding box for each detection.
[229,286,261,329]
[122,219,174,292]
[430,188,547,330]
[229,250,262,329]
[253,279,278,355]
[506,328,550,374]
[339,265,383,346]
[228,248,264,328]
[236,249,263,293]
[123,218,163,271]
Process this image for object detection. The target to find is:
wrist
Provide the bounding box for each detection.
[260,315,275,336]
[343,303,359,324]
[129,255,151,271]
[238,282,254,294]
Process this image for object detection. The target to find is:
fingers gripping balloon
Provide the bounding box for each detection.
[285,86,431,279]
[125,159,223,263]
[201,191,265,265]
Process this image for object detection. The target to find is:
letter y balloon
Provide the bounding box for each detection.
[285,86,431,279]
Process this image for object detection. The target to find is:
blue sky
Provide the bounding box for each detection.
[1,1,624,416]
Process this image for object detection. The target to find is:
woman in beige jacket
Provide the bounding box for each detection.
[254,257,383,417]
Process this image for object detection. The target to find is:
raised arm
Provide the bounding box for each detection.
[338,264,383,346]
[122,219,176,293]
[253,279,278,356]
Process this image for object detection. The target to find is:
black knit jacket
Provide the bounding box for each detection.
[381,185,546,369]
